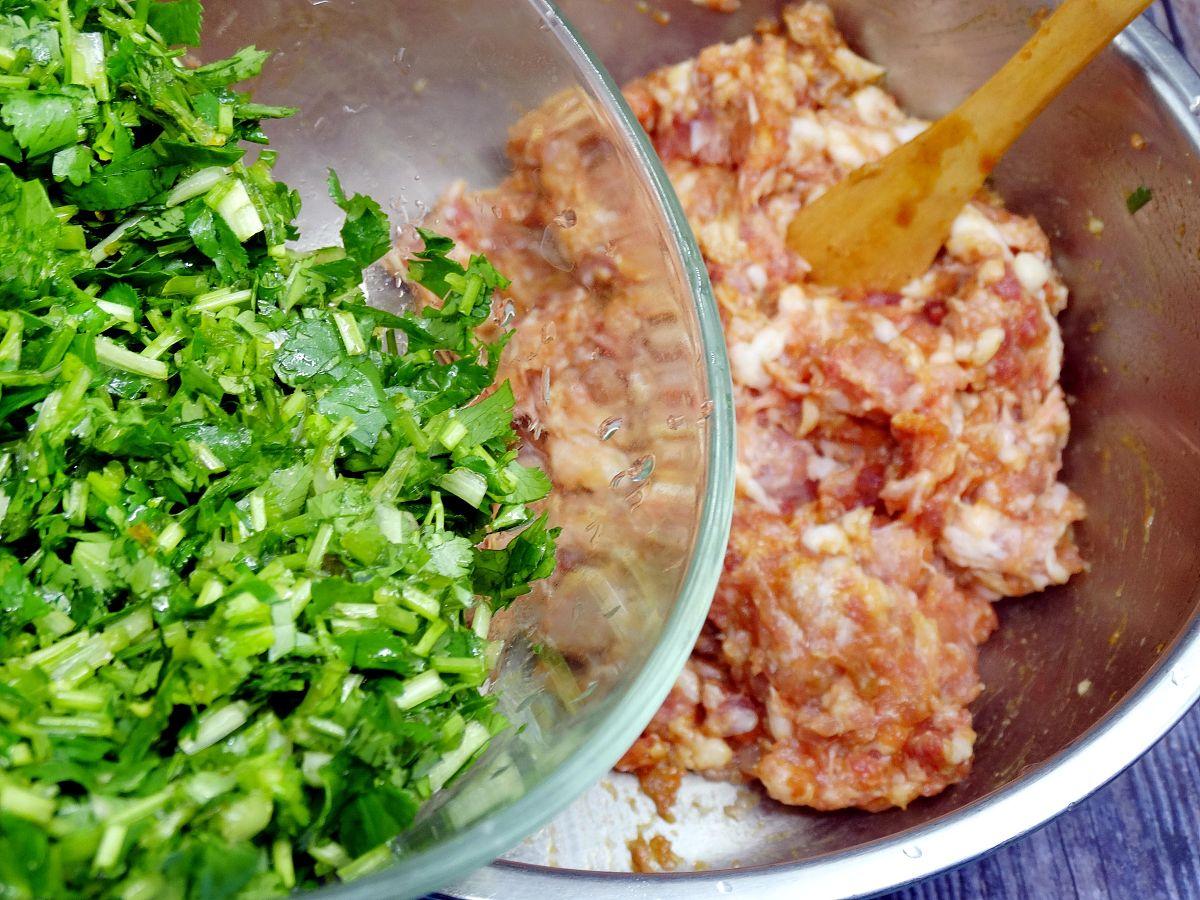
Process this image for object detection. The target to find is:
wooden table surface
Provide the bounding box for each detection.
[886,5,1200,898]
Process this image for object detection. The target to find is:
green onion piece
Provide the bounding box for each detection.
[439,419,468,451]
[399,586,440,620]
[308,842,352,869]
[379,604,419,635]
[90,215,145,263]
[218,791,273,843]
[472,603,493,639]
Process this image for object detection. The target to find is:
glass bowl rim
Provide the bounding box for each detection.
[321,1,735,896]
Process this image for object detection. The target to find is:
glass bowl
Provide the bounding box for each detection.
[201,1,734,897]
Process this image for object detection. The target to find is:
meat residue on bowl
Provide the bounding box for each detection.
[434,1,1085,816]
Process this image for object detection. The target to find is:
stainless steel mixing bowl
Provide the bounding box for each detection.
[446,1,1200,897]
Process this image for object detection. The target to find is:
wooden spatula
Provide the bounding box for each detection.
[786,0,1152,292]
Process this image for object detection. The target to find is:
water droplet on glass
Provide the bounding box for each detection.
[342,102,367,115]
[491,205,504,220]
[1191,95,1200,114]
[597,417,623,441]
[902,845,923,859]
[716,881,733,895]
[698,398,714,421]
[394,47,406,64]
[363,267,412,316]
[539,226,575,272]
[500,301,516,328]
[610,471,626,490]
[667,414,685,430]
[541,368,551,405]
[630,454,655,484]
[554,208,577,229]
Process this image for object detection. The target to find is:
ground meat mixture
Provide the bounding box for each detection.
[691,0,743,11]
[435,2,1085,815]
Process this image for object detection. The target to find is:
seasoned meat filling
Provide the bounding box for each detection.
[437,2,1084,814]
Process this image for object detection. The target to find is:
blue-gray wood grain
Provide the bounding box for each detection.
[885,9,1200,897]
[1147,0,1200,60]
[882,704,1200,899]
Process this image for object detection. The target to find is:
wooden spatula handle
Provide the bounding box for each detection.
[968,0,1152,152]
[787,0,1152,292]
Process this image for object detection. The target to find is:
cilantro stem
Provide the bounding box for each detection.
[392,670,446,710]
[332,310,366,355]
[191,286,253,312]
[179,702,251,755]
[94,336,169,379]
[426,720,491,792]
[0,784,57,825]
[166,166,229,207]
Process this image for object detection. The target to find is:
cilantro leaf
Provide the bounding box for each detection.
[187,200,249,278]
[51,144,94,186]
[191,45,271,87]
[315,358,391,449]
[1,92,80,158]
[329,169,391,268]
[0,3,555,894]
[63,146,179,211]
[148,0,205,47]
[0,163,86,299]
[1126,185,1153,214]
[0,551,50,637]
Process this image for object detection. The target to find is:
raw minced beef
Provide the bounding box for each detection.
[435,2,1085,814]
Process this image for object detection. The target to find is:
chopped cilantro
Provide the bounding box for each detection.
[1126,184,1153,214]
[0,2,557,897]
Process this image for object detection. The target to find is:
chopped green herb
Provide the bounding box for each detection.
[0,2,557,897]
[1126,185,1153,214]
